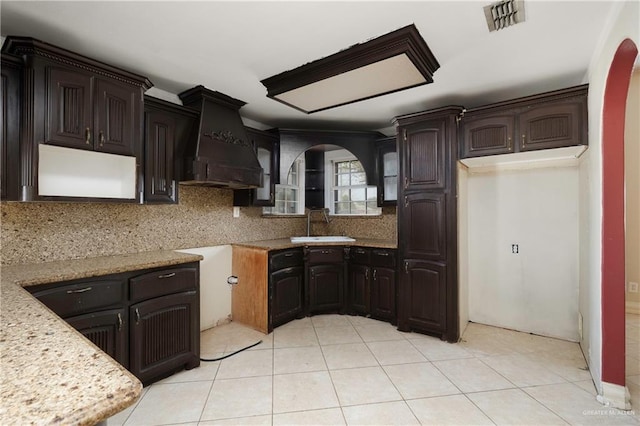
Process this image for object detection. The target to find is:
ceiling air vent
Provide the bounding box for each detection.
[484,0,525,32]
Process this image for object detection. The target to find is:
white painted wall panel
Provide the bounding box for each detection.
[467,166,579,341]
[177,246,232,331]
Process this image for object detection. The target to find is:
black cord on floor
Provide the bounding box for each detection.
[200,340,263,362]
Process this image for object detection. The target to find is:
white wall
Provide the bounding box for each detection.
[467,165,580,341]
[177,246,233,331]
[581,0,640,395]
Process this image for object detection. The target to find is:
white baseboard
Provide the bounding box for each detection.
[596,381,631,410]
[626,300,640,314]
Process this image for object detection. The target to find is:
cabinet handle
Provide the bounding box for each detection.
[373,269,377,280]
[284,253,294,257]
[405,261,409,274]
[117,313,123,331]
[521,134,526,148]
[404,196,409,208]
[66,287,92,294]
[85,128,91,145]
[135,308,141,324]
[158,272,176,279]
[356,249,366,254]
[321,250,333,254]
[404,176,408,189]
[365,269,369,280]
[375,251,390,256]
[206,163,210,178]
[99,131,105,147]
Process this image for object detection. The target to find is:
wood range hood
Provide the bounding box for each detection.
[178,86,263,189]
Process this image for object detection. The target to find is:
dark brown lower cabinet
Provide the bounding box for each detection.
[130,291,199,385]
[348,264,370,315]
[371,266,396,322]
[271,266,304,328]
[399,260,447,333]
[28,262,200,386]
[308,264,345,314]
[66,308,128,368]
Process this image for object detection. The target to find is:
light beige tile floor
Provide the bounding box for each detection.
[108,314,640,426]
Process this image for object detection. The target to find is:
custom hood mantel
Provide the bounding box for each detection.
[178,86,262,189]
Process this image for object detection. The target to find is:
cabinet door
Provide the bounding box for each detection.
[1,55,22,201]
[308,264,345,314]
[94,78,138,156]
[348,264,370,315]
[398,260,446,333]
[462,114,515,158]
[519,100,584,151]
[145,110,176,203]
[400,119,446,192]
[66,308,128,367]
[400,192,446,261]
[130,291,199,384]
[270,266,304,328]
[46,67,93,150]
[371,267,396,322]
[376,138,397,206]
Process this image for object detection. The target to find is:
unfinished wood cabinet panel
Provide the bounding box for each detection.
[231,246,269,333]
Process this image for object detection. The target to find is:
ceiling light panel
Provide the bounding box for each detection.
[261,24,440,114]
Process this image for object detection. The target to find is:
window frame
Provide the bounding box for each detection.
[324,149,381,216]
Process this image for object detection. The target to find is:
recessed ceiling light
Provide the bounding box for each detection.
[260,24,440,114]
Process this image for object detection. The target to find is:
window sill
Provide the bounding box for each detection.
[261,214,306,218]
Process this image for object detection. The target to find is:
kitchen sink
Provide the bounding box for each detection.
[290,236,356,243]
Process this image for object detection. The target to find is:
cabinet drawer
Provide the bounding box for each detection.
[130,267,198,303]
[371,249,396,268]
[307,247,344,264]
[349,247,370,265]
[270,249,303,271]
[31,279,126,318]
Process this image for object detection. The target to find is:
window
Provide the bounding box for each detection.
[325,150,381,216]
[263,158,305,215]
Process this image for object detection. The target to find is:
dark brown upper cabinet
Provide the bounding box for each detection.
[460,85,587,158]
[1,53,22,201]
[233,127,279,207]
[376,136,398,206]
[1,36,152,201]
[400,119,447,192]
[44,63,142,156]
[144,96,198,204]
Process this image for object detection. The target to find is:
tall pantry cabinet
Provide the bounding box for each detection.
[394,106,462,343]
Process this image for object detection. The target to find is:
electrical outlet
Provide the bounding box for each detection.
[630,282,639,293]
[511,244,519,254]
[233,206,240,218]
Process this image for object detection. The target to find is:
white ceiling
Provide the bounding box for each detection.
[0,1,617,135]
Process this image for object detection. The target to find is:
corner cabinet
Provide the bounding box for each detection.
[460,85,588,158]
[233,127,279,207]
[143,96,198,204]
[1,36,152,202]
[28,262,200,386]
[306,247,346,315]
[394,107,461,342]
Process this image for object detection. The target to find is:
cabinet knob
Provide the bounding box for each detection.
[85,128,91,145]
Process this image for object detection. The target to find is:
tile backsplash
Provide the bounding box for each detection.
[1,186,396,265]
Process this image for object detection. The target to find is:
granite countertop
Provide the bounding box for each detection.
[232,237,397,251]
[0,250,203,425]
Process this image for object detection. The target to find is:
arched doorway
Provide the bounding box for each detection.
[601,38,638,390]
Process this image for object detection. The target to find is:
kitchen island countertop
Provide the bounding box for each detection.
[0,250,203,426]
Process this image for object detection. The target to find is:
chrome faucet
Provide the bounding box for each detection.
[307,208,331,237]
